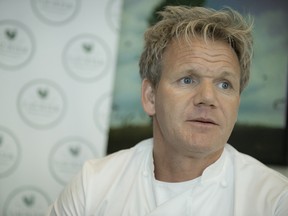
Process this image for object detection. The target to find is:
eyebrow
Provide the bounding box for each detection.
[218,71,239,80]
[182,67,232,74]
[181,68,239,81]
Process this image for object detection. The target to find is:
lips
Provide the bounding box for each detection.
[189,117,218,125]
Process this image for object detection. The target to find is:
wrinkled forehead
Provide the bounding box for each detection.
[165,36,240,63]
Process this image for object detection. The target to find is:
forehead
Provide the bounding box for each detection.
[163,36,240,71]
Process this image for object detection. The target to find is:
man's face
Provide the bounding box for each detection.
[142,37,241,158]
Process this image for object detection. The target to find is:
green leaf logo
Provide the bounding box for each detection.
[5,29,17,40]
[22,195,35,207]
[37,88,48,99]
[82,43,93,53]
[69,146,80,157]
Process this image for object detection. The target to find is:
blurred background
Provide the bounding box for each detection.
[0,0,287,215]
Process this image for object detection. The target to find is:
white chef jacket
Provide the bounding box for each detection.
[46,138,288,216]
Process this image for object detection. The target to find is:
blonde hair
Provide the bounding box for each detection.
[139,6,253,92]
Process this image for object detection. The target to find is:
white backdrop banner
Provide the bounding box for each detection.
[0,0,123,215]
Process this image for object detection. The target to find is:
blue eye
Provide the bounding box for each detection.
[219,82,230,89]
[181,77,193,84]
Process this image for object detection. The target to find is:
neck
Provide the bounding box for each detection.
[153,141,223,183]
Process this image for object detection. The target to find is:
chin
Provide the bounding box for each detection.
[184,141,225,157]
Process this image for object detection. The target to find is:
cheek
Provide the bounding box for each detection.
[155,96,172,119]
[224,99,240,125]
[155,92,182,124]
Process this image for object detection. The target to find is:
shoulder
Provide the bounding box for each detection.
[79,138,153,209]
[225,144,288,214]
[225,144,288,199]
[83,138,153,176]
[225,144,288,184]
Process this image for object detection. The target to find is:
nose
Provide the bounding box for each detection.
[193,81,217,107]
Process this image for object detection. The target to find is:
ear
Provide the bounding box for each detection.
[141,79,156,116]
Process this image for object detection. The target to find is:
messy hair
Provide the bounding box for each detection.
[139,6,253,93]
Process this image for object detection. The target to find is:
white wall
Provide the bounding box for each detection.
[0,0,123,215]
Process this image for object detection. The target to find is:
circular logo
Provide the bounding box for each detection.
[31,0,80,25]
[106,0,123,32]
[94,92,112,133]
[0,126,21,178]
[3,186,51,216]
[0,20,35,70]
[63,34,111,82]
[49,137,98,185]
[17,79,66,129]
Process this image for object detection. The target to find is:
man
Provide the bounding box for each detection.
[47,6,288,216]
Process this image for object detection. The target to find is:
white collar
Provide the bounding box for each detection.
[144,140,229,188]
